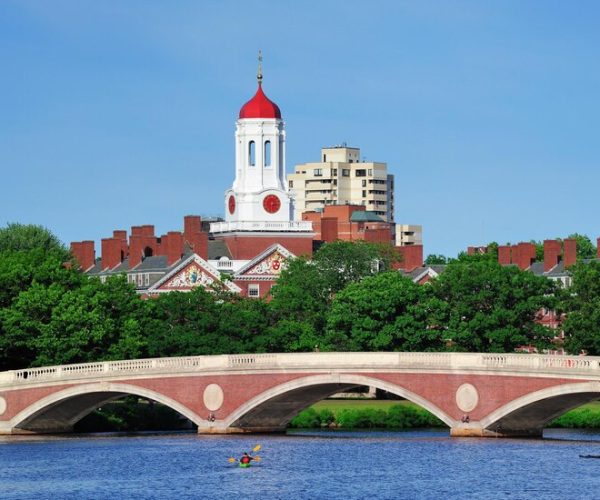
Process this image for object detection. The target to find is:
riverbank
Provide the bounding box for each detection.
[288,400,600,430]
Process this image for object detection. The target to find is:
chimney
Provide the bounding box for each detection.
[187,231,208,259]
[129,235,145,268]
[184,215,202,240]
[166,231,184,266]
[79,240,96,270]
[141,225,155,237]
[394,245,423,272]
[563,238,577,268]
[70,242,82,268]
[101,238,123,270]
[513,242,536,270]
[112,230,128,259]
[498,245,511,266]
[321,217,339,242]
[544,240,561,272]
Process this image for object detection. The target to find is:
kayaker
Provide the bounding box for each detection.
[239,452,253,465]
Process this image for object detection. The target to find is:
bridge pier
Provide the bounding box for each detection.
[198,425,287,435]
[450,423,543,438]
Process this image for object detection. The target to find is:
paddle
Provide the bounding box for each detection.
[228,444,262,463]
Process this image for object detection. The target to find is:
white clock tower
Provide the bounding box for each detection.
[210,53,313,260]
[223,52,293,224]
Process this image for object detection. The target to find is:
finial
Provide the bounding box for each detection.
[257,50,263,85]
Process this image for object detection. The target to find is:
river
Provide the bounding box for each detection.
[1,429,599,499]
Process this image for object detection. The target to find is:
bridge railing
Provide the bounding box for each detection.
[0,352,599,386]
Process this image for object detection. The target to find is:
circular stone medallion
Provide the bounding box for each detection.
[203,384,224,412]
[0,396,6,416]
[455,383,479,413]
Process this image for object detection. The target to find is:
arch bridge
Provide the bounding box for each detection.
[0,352,599,438]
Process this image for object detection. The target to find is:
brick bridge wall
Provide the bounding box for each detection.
[0,353,599,437]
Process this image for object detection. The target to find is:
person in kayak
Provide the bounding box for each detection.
[239,452,254,465]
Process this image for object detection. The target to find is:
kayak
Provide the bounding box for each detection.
[239,462,251,468]
[580,454,600,459]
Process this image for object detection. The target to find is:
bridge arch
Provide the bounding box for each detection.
[224,374,455,432]
[480,381,600,435]
[10,382,205,433]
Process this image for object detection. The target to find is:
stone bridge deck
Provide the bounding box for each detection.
[0,352,599,437]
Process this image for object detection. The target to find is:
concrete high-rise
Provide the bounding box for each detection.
[287,146,395,223]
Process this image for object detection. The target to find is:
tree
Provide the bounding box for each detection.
[0,275,146,369]
[0,223,68,258]
[143,287,220,357]
[564,233,596,260]
[268,241,399,351]
[430,255,557,352]
[268,257,330,351]
[424,254,448,265]
[323,272,443,352]
[561,261,600,355]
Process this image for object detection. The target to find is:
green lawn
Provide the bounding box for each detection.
[310,398,600,427]
[312,399,416,414]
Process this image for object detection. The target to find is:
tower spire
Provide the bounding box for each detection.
[257,50,263,85]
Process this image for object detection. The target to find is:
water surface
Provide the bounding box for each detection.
[1,429,599,499]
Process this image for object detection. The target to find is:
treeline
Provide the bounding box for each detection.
[1,223,600,372]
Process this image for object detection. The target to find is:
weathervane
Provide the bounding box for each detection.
[257,50,263,84]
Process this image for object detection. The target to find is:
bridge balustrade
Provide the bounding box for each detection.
[1,352,600,387]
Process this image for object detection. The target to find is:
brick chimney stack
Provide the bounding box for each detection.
[393,245,423,272]
[101,238,123,270]
[183,215,208,259]
[497,245,511,266]
[563,239,577,268]
[513,242,536,270]
[543,240,562,272]
[166,231,184,266]
[70,241,96,271]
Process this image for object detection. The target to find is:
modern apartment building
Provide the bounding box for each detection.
[396,224,423,246]
[288,146,395,223]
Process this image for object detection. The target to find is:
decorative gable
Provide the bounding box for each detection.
[147,254,241,294]
[234,244,294,281]
[161,262,217,289]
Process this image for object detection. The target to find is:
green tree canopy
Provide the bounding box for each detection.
[430,255,557,352]
[424,254,448,265]
[0,223,68,258]
[561,260,600,355]
[323,272,444,352]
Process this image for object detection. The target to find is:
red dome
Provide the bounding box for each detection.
[239,83,281,119]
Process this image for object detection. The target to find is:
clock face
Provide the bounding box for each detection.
[228,195,236,214]
[263,194,281,214]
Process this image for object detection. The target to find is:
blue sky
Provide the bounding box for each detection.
[1,0,599,257]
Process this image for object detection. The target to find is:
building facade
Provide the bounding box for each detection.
[396,224,423,246]
[288,146,395,223]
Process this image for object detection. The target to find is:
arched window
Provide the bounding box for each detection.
[143,246,153,258]
[264,140,271,167]
[249,141,256,166]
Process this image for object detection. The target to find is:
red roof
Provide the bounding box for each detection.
[239,83,281,119]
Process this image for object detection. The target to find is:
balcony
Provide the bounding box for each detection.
[210,221,313,233]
